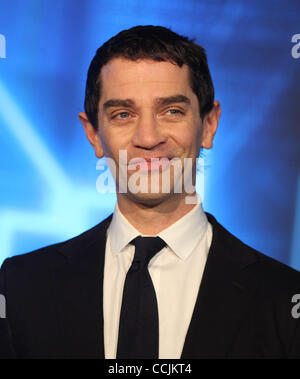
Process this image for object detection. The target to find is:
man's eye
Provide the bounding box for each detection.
[113,112,130,119]
[166,109,183,115]
[119,112,130,118]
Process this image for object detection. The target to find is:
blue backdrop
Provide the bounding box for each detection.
[0,0,299,269]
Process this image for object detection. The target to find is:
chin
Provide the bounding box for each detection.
[125,190,175,207]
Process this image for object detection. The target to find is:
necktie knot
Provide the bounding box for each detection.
[130,236,166,268]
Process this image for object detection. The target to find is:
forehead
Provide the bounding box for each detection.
[99,58,194,103]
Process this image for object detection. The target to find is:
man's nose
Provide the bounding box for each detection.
[132,114,166,150]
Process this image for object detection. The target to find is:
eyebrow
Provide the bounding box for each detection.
[102,94,191,111]
[155,94,191,107]
[103,98,135,111]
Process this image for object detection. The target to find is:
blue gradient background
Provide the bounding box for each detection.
[0,0,299,269]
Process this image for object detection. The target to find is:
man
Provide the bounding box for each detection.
[1,25,300,359]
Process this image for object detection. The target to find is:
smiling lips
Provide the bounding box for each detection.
[128,157,172,171]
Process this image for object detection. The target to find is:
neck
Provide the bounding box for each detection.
[117,192,198,235]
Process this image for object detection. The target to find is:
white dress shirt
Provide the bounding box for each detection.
[103,199,213,359]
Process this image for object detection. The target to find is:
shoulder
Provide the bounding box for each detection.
[206,212,300,290]
[1,214,113,274]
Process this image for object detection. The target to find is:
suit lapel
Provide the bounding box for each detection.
[181,213,261,358]
[53,215,112,358]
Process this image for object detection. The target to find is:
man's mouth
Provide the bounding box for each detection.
[128,157,172,172]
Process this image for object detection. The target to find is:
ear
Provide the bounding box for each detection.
[201,100,221,149]
[79,112,104,158]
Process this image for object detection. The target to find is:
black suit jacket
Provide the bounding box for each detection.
[1,213,300,359]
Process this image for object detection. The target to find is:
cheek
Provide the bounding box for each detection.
[174,125,202,153]
[191,122,204,150]
[98,124,118,157]
[102,142,120,160]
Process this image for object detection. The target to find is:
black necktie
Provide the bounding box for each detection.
[117,236,166,359]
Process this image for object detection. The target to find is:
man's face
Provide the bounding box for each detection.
[80,58,220,205]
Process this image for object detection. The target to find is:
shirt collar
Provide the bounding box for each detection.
[109,196,209,260]
[109,203,141,255]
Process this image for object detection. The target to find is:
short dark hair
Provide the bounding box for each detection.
[84,25,215,129]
